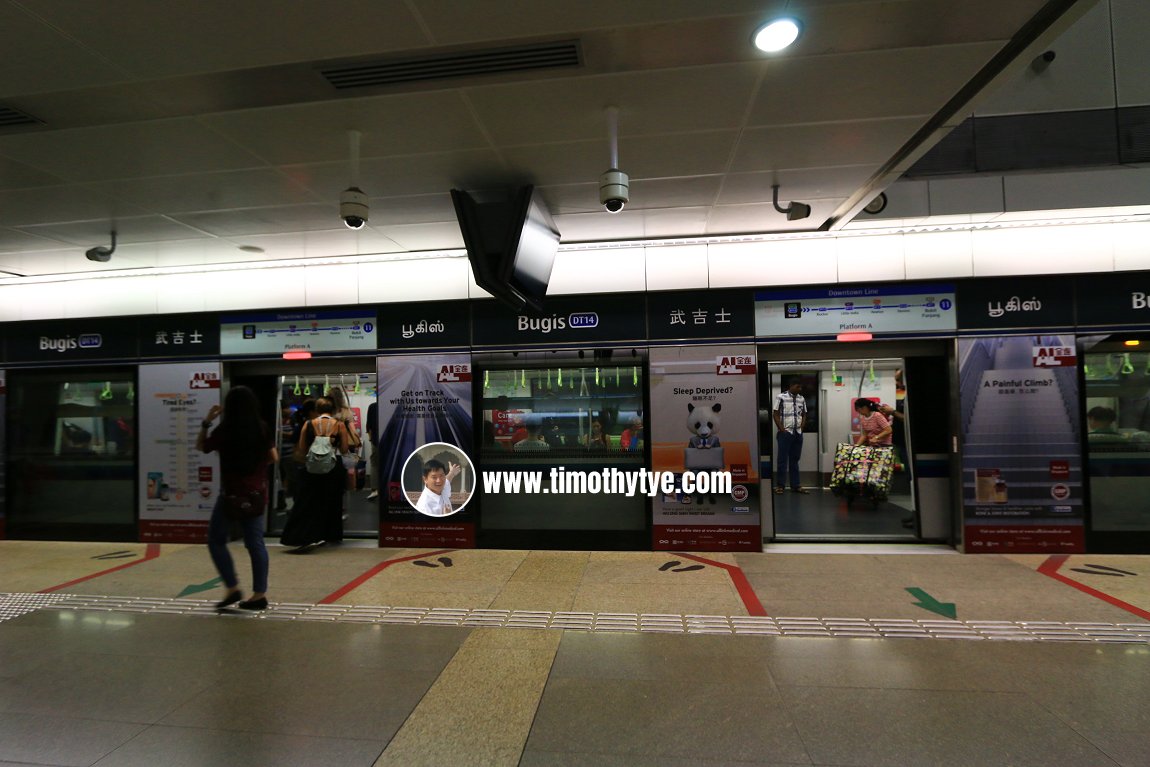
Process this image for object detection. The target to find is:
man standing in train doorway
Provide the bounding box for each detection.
[773,377,809,495]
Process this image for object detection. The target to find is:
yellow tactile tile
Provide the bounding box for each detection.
[374,628,560,767]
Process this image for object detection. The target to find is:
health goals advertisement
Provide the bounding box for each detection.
[376,353,475,547]
[137,362,223,542]
[958,335,1084,553]
[649,345,761,551]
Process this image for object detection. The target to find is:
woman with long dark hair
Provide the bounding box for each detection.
[197,385,277,610]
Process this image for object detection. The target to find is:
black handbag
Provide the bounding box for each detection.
[221,477,268,519]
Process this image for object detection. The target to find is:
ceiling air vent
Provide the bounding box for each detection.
[320,40,581,90]
[0,105,42,128]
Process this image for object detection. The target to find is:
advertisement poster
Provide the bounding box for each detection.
[649,345,761,551]
[377,354,475,547]
[0,370,6,538]
[138,363,222,542]
[959,335,1084,553]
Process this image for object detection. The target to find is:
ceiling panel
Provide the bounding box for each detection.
[0,120,266,181]
[0,186,142,227]
[201,91,490,165]
[0,1,126,95]
[18,216,207,247]
[718,167,877,205]
[285,148,508,199]
[749,43,1003,126]
[0,0,1096,279]
[466,64,764,146]
[415,0,771,44]
[99,170,320,214]
[500,132,738,188]
[172,204,342,237]
[19,0,431,81]
[0,156,66,190]
[732,118,927,173]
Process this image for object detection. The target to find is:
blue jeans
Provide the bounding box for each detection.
[207,498,268,594]
[776,430,803,490]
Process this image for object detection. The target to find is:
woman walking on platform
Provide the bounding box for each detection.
[197,385,277,610]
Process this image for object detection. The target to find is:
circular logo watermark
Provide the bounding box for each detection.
[1050,484,1070,501]
[401,442,475,517]
[731,484,749,503]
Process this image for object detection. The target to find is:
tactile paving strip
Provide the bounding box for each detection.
[0,592,74,622]
[6,593,1149,643]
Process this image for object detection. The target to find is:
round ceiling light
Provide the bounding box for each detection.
[753,18,801,53]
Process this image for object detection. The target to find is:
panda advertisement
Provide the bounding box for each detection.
[649,345,761,551]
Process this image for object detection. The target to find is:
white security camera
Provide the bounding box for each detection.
[340,187,369,229]
[599,168,629,214]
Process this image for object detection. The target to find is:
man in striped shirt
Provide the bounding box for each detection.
[773,377,809,495]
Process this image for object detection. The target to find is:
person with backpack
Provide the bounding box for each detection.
[282,397,350,553]
[197,385,277,610]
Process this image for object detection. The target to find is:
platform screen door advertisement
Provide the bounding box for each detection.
[377,354,475,547]
[649,345,761,551]
[138,363,222,542]
[958,336,1084,553]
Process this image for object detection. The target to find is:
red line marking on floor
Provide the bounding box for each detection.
[675,552,768,617]
[319,549,458,604]
[1038,554,1150,621]
[38,543,162,594]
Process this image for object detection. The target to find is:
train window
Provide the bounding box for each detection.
[1081,335,1150,536]
[5,369,137,540]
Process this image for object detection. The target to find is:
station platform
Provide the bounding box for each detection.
[2,540,1149,766]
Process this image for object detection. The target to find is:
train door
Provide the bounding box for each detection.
[759,341,953,543]
[225,360,378,540]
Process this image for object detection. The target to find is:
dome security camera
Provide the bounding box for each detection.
[340,186,369,229]
[599,168,629,214]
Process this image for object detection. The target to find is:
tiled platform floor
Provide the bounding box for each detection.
[1,540,1148,766]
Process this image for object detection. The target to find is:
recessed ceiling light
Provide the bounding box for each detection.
[238,245,265,253]
[753,18,801,53]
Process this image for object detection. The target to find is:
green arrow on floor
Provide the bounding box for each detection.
[179,577,223,598]
[905,587,957,619]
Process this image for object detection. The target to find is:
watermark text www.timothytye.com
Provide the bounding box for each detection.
[482,468,732,497]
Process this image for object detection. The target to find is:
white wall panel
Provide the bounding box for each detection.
[708,239,837,288]
[303,263,359,306]
[358,257,470,303]
[836,233,905,283]
[1111,221,1150,272]
[206,266,307,310]
[971,224,1112,276]
[549,247,645,295]
[644,244,708,291]
[156,273,209,314]
[904,230,974,280]
[68,276,158,317]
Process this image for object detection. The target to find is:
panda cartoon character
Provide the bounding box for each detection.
[687,403,721,449]
[684,403,724,503]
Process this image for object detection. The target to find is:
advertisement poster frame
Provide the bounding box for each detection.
[377,353,476,547]
[649,344,761,551]
[138,362,223,542]
[958,335,1084,553]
